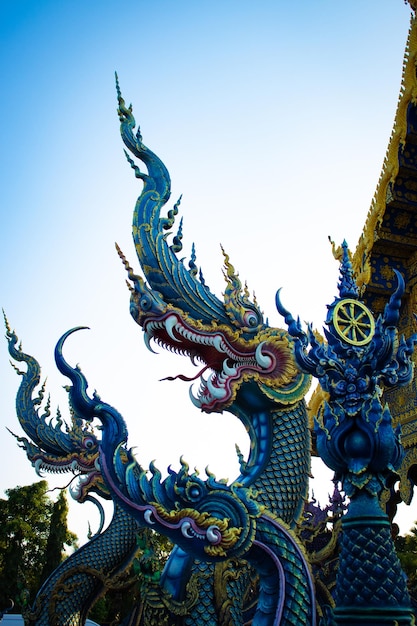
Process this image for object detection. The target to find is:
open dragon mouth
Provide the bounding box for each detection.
[143,312,295,412]
[69,468,102,502]
[31,454,101,502]
[33,456,96,476]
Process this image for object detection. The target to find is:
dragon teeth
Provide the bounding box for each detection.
[255,341,273,369]
[165,315,181,342]
[189,386,202,408]
[206,376,227,400]
[222,359,237,377]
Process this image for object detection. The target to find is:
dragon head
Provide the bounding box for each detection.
[5,320,106,504]
[118,244,307,414]
[116,78,310,415]
[117,453,261,562]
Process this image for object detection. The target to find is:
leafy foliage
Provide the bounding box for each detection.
[395,522,417,598]
[88,528,173,625]
[0,481,77,612]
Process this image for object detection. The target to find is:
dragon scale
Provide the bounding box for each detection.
[26,504,139,626]
[241,404,311,525]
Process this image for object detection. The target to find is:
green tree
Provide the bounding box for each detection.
[40,489,78,582]
[0,481,77,612]
[395,522,417,598]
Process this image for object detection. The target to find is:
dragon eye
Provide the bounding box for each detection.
[83,437,95,450]
[244,311,259,328]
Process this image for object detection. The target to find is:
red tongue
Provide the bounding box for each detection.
[160,364,211,382]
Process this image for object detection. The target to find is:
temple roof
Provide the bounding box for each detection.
[349,5,417,459]
[308,6,417,462]
[353,7,417,318]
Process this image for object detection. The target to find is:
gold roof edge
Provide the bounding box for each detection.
[352,11,417,289]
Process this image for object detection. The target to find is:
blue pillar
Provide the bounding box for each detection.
[333,493,412,625]
[277,241,417,625]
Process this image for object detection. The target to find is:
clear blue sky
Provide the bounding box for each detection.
[0,1,415,541]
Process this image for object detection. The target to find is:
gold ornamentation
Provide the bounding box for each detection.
[151,504,243,557]
[332,299,375,346]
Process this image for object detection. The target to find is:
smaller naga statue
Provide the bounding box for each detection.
[5,316,141,626]
[277,241,417,626]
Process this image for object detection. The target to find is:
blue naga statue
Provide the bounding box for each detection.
[53,325,316,625]
[277,241,417,626]
[114,74,311,526]
[5,317,142,626]
[6,78,320,625]
[112,76,318,621]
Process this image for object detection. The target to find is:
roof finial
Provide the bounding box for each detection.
[337,240,359,299]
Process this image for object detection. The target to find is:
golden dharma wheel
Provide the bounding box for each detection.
[332,299,375,346]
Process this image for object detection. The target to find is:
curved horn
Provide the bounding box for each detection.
[5,320,88,456]
[116,75,231,326]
